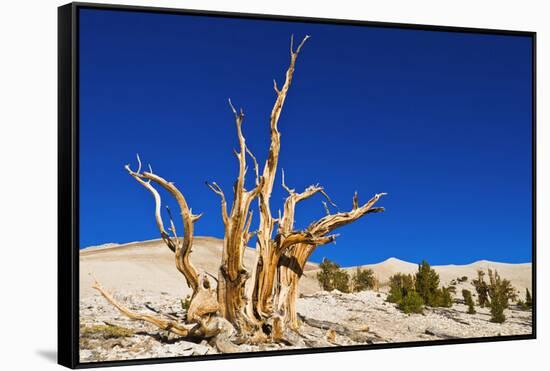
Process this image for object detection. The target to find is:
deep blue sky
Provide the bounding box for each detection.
[79,8,533,265]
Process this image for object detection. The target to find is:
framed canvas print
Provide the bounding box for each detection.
[58,2,536,368]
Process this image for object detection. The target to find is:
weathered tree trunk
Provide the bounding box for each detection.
[275,192,387,329]
[207,102,262,334]
[251,35,310,320]
[277,243,313,329]
[92,35,386,351]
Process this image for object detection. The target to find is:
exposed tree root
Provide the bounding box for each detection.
[92,280,240,353]
[92,280,191,337]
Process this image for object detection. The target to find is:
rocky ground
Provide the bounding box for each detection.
[79,289,532,363]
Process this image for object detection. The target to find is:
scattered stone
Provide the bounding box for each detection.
[79,288,532,363]
[425,328,460,339]
[298,314,352,336]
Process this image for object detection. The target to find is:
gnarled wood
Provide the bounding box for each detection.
[92,279,191,337]
[207,100,263,333]
[94,35,386,350]
[93,280,240,353]
[252,35,310,320]
[276,192,386,328]
[125,159,201,294]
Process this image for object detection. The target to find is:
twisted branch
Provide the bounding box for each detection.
[206,181,229,225]
[253,35,310,318]
[125,156,201,293]
[92,279,190,336]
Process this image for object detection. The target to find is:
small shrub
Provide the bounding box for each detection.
[398,290,424,314]
[487,269,515,323]
[333,269,351,293]
[436,286,453,308]
[458,276,468,283]
[352,267,376,292]
[387,273,424,314]
[472,270,489,307]
[516,298,528,311]
[415,260,441,307]
[462,289,476,314]
[317,258,338,291]
[490,305,506,323]
[316,258,350,292]
[387,273,415,304]
[488,269,516,307]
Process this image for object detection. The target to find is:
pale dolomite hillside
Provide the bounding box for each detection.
[79,237,532,363]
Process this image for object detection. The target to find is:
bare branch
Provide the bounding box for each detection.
[295,35,310,54]
[228,98,238,117]
[246,147,260,186]
[92,279,190,337]
[126,160,201,292]
[273,79,280,95]
[309,192,387,238]
[277,183,325,249]
[322,201,330,215]
[261,33,310,201]
[243,210,254,244]
[367,207,385,214]
[92,276,236,354]
[277,191,385,254]
[206,181,229,225]
[191,211,203,223]
[143,304,181,323]
[136,153,142,174]
[166,206,179,247]
[320,189,337,209]
[279,231,337,251]
[281,169,294,195]
[125,163,176,251]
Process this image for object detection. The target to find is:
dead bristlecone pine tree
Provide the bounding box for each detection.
[92,35,386,352]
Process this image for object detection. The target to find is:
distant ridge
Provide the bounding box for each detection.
[80,237,531,299]
[81,239,531,270]
[79,236,321,298]
[329,256,532,293]
[81,242,120,251]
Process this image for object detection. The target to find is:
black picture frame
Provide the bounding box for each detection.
[58,2,537,369]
